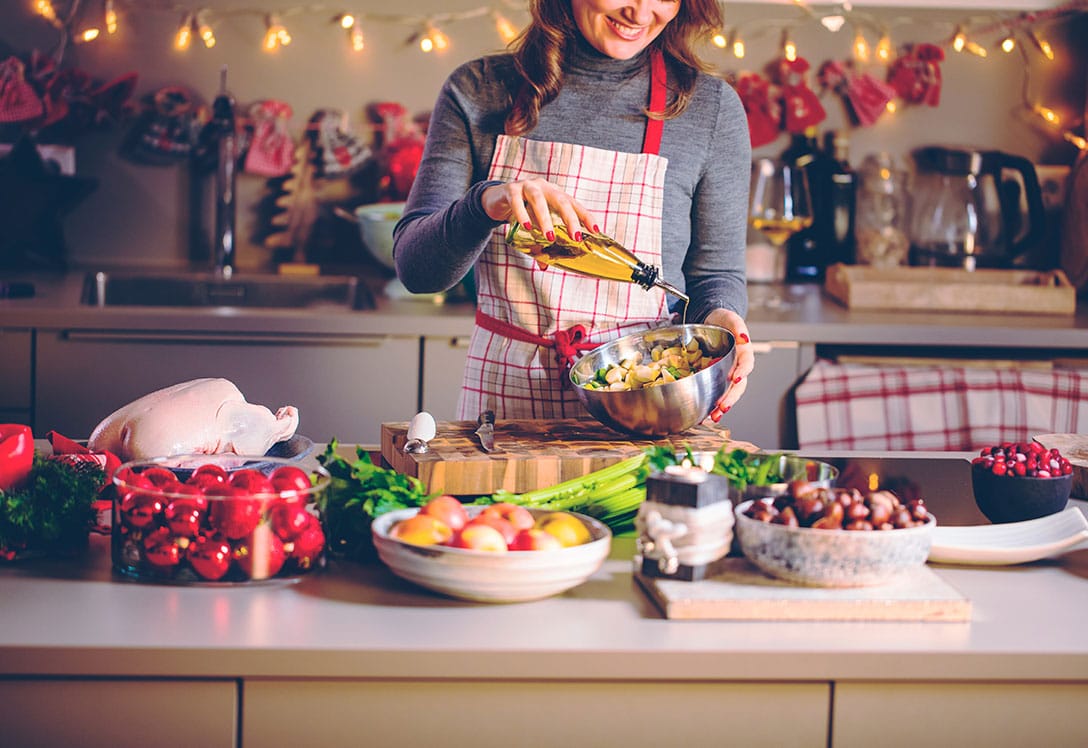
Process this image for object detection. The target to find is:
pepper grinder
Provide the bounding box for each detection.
[635,465,734,581]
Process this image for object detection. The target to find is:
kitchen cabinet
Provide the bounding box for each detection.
[421,335,471,421]
[34,329,419,445]
[0,678,237,747]
[722,340,813,449]
[0,329,32,424]
[243,678,830,747]
[832,681,1088,747]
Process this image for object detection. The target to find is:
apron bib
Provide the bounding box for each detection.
[457,51,670,420]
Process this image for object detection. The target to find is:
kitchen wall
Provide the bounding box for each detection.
[1,1,1084,272]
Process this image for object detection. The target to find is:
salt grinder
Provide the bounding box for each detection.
[635,466,734,581]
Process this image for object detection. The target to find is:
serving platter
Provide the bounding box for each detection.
[927,506,1088,566]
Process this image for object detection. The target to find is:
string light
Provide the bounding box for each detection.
[104,0,118,34]
[1064,133,1087,151]
[493,11,519,44]
[350,21,365,52]
[34,0,59,24]
[1033,104,1061,126]
[417,22,448,53]
[964,39,988,57]
[76,27,101,43]
[731,30,745,59]
[193,11,213,47]
[263,14,291,51]
[875,33,894,63]
[852,29,870,62]
[781,30,797,62]
[174,12,193,51]
[1029,29,1055,60]
[951,26,966,52]
[711,29,727,49]
[999,31,1016,53]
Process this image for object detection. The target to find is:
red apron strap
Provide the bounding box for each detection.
[642,49,667,155]
[475,309,597,380]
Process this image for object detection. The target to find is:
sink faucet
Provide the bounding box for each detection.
[210,66,237,279]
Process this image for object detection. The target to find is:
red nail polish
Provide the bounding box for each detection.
[722,405,731,414]
[573,231,583,242]
[546,230,556,242]
[523,221,532,231]
[710,409,722,423]
[592,224,600,233]
[733,375,743,384]
[739,333,750,343]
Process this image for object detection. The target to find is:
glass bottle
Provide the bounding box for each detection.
[855,152,910,268]
[505,222,689,306]
[820,131,857,267]
[781,127,822,282]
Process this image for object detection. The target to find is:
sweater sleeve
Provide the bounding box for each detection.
[681,80,751,323]
[392,65,505,294]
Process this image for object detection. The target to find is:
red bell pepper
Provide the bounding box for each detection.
[0,424,34,492]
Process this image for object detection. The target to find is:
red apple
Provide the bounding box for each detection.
[449,522,508,553]
[464,514,517,545]
[419,495,469,531]
[509,528,564,551]
[482,502,534,532]
[389,514,453,546]
[188,533,233,581]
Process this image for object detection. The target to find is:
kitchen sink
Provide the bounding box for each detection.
[81,271,375,310]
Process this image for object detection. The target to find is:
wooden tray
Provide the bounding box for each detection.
[824,263,1076,315]
[380,419,754,496]
[637,558,971,622]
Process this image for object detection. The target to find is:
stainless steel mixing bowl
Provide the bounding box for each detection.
[569,324,736,436]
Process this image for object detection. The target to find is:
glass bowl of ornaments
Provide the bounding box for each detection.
[110,454,329,585]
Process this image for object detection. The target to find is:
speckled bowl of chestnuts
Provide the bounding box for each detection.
[734,481,936,588]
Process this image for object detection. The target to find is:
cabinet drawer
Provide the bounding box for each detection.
[245,678,829,747]
[0,329,32,410]
[834,681,1088,747]
[0,677,237,747]
[421,335,470,421]
[35,331,419,444]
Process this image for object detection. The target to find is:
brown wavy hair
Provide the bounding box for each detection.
[505,0,724,136]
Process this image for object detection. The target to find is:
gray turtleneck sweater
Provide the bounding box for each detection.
[393,38,751,322]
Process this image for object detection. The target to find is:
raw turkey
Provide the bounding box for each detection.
[88,378,300,461]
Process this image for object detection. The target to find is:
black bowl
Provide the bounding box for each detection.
[971,463,1073,524]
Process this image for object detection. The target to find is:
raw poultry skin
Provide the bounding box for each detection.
[88,378,300,460]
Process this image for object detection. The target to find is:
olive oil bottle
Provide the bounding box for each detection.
[505,222,689,310]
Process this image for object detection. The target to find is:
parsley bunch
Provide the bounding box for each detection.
[0,455,104,557]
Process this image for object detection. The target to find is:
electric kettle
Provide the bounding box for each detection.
[908,146,1045,270]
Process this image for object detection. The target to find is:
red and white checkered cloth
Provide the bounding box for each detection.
[795,359,1088,451]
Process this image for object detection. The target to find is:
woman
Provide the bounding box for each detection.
[394,0,754,423]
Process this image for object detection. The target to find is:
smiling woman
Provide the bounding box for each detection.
[570,0,681,60]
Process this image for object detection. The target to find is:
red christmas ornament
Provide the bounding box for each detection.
[270,500,311,542]
[735,71,780,148]
[188,533,233,581]
[775,57,826,134]
[287,515,326,571]
[142,526,184,569]
[207,486,263,540]
[120,487,164,530]
[164,494,206,538]
[887,43,944,107]
[233,524,286,580]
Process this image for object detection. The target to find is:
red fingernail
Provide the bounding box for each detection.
[546,230,556,242]
[722,405,731,414]
[592,224,600,233]
[573,231,583,242]
[710,409,722,423]
[739,333,750,343]
[733,375,743,384]
[523,221,532,231]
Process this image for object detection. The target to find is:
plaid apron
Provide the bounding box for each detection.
[457,51,671,420]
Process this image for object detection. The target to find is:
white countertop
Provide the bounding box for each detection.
[3,457,1087,685]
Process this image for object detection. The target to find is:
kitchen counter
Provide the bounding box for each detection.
[1,449,1086,746]
[3,269,1088,349]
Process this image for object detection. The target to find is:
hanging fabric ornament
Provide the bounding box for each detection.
[120,86,204,166]
[243,100,296,177]
[775,57,826,134]
[818,60,896,127]
[306,108,370,178]
[735,72,780,147]
[887,43,944,107]
[0,57,44,124]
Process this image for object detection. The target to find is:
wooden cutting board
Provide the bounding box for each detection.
[380,419,755,496]
[637,558,972,622]
[1034,433,1088,499]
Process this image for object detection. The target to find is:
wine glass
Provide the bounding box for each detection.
[747,158,813,309]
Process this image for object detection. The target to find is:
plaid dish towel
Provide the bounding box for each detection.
[795,359,1088,451]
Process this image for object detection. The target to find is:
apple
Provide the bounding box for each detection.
[389,514,453,546]
[509,528,563,551]
[449,522,508,553]
[464,514,517,545]
[481,502,534,532]
[419,495,469,531]
[535,512,592,547]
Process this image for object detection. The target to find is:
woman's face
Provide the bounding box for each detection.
[570,0,681,60]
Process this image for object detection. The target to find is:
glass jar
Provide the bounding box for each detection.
[855,152,910,268]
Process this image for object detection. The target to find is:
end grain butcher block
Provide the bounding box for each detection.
[637,558,972,622]
[381,419,753,496]
[1034,434,1088,499]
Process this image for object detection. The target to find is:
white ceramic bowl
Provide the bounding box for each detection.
[733,499,936,587]
[353,201,405,271]
[371,506,611,603]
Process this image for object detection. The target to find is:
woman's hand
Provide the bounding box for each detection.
[701,308,754,423]
[481,179,599,241]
